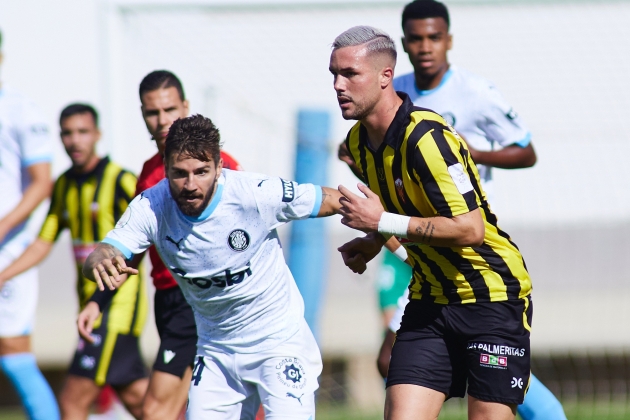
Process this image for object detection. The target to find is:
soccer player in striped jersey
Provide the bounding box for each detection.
[331,26,531,419]
[77,70,244,420]
[374,1,564,418]
[0,28,60,420]
[0,104,149,419]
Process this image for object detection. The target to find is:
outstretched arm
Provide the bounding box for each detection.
[338,184,484,248]
[0,238,53,289]
[83,243,138,291]
[316,187,344,217]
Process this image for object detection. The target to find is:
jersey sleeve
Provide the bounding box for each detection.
[411,125,479,217]
[478,84,531,148]
[102,193,156,259]
[38,177,67,242]
[16,100,53,166]
[253,177,322,230]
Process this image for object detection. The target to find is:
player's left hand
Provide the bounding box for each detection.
[338,233,385,274]
[77,301,101,343]
[338,184,384,233]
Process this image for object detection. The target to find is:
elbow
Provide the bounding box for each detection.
[461,222,485,247]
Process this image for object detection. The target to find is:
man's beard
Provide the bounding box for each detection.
[340,95,376,121]
[172,186,214,217]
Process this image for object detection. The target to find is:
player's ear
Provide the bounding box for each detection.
[216,158,223,178]
[183,99,190,115]
[447,33,453,52]
[380,65,394,89]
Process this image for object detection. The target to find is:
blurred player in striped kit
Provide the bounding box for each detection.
[0,28,60,420]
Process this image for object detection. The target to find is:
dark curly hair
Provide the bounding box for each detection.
[164,114,221,166]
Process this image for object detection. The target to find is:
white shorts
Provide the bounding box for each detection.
[0,252,38,337]
[187,319,322,420]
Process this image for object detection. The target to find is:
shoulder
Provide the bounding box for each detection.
[450,66,501,99]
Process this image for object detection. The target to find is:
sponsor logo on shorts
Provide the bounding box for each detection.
[511,377,524,389]
[80,355,96,370]
[281,179,295,202]
[276,358,307,390]
[228,229,250,252]
[164,350,176,364]
[468,342,526,357]
[480,353,507,369]
[286,392,304,405]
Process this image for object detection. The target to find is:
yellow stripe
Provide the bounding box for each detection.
[522,296,532,332]
[94,330,118,386]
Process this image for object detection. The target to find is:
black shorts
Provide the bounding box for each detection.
[153,286,197,377]
[387,296,533,405]
[69,323,147,387]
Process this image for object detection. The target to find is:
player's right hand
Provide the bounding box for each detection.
[92,256,138,291]
[77,301,101,343]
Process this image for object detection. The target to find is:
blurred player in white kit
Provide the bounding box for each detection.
[0,28,60,420]
[82,114,344,419]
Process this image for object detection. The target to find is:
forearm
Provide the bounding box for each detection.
[0,239,53,282]
[379,209,484,248]
[470,143,537,169]
[0,168,52,232]
[83,243,124,281]
[318,187,344,217]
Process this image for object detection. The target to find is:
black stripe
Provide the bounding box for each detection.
[429,122,477,212]
[408,244,462,304]
[371,148,398,214]
[91,162,109,241]
[357,126,370,188]
[113,171,126,225]
[432,247,491,302]
[407,121,453,217]
[408,259,432,301]
[476,243,523,301]
[391,145,423,217]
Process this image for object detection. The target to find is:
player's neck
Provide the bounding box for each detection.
[72,155,102,174]
[414,63,450,91]
[361,90,403,150]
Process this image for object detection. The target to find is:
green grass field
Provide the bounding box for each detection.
[2,402,630,419]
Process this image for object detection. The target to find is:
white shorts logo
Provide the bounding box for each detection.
[511,377,523,389]
[80,355,96,370]
[276,358,307,390]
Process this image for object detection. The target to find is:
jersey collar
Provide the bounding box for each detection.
[413,67,453,97]
[380,92,415,150]
[181,173,225,222]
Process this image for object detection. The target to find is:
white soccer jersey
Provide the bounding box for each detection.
[394,66,531,201]
[104,169,322,354]
[0,87,52,258]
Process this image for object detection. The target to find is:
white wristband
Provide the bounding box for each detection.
[392,246,408,262]
[378,212,411,239]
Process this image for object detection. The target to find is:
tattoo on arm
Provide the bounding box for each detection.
[318,188,337,217]
[415,222,435,244]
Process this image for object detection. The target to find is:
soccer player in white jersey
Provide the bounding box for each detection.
[0,29,60,420]
[82,114,344,419]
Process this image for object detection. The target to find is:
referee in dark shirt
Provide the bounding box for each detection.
[330,26,533,420]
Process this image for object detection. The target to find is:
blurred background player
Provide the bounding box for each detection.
[0,103,149,419]
[370,1,565,419]
[77,70,243,420]
[0,28,60,420]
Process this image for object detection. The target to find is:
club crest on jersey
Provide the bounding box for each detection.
[228,229,250,252]
[377,168,386,181]
[276,358,307,390]
[280,179,295,202]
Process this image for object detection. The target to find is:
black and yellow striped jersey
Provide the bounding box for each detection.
[39,157,147,334]
[345,93,532,305]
